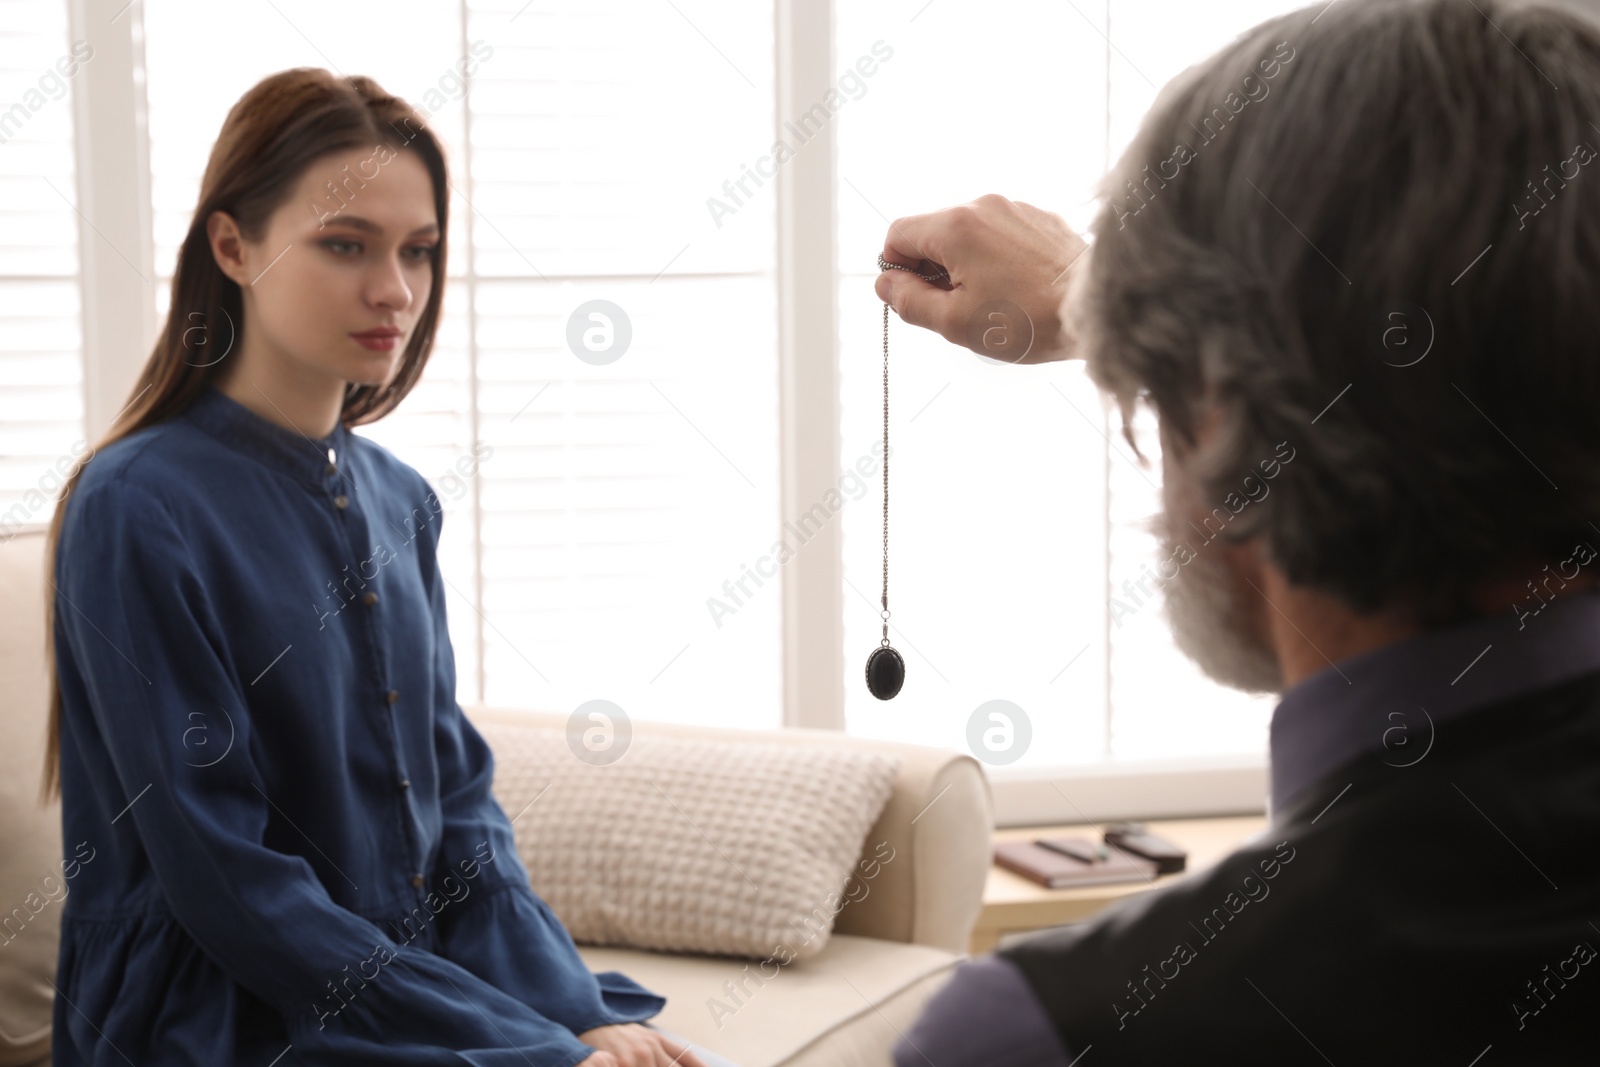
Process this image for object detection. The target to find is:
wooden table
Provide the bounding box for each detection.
[969,814,1269,954]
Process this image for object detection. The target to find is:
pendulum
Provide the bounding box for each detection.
[865,265,904,701]
[866,253,949,700]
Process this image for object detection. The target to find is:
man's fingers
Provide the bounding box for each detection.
[879,207,962,273]
[877,269,963,342]
[873,269,895,306]
[876,269,934,325]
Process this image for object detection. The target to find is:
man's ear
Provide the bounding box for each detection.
[1228,532,1266,576]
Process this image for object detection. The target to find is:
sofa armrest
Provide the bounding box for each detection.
[463,705,992,956]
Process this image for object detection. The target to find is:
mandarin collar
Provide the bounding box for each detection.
[182,385,351,488]
[1269,583,1600,821]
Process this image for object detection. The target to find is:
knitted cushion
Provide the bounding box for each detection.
[479,721,900,961]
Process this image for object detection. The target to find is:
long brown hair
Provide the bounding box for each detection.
[39,68,451,804]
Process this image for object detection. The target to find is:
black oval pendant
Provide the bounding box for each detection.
[865,645,905,700]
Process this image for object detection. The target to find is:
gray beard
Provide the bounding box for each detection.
[1158,509,1285,696]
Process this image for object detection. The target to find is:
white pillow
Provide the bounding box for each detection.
[480,723,900,961]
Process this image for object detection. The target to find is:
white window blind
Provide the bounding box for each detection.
[142,0,782,730]
[33,0,1309,778]
[0,0,84,532]
[835,0,1302,768]
[1099,0,1305,759]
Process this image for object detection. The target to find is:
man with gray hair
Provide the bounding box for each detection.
[876,0,1600,1061]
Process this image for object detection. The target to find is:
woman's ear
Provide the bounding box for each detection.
[205,209,249,287]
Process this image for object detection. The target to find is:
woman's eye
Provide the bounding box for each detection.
[321,240,435,262]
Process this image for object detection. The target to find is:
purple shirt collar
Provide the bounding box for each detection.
[1269,585,1600,821]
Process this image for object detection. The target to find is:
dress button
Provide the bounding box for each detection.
[362,591,379,607]
[410,873,425,888]
[333,494,349,509]
[398,778,411,790]
[386,689,400,705]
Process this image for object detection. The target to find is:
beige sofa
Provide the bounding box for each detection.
[0,527,992,1067]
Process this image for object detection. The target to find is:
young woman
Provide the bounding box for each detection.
[43,68,712,1067]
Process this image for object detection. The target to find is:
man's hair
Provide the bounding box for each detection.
[1078,0,1600,628]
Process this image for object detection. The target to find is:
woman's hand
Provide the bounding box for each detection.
[874,193,1089,364]
[577,1023,708,1067]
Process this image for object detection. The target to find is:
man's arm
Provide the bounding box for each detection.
[893,955,1073,1067]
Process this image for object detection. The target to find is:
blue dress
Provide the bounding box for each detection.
[51,384,665,1065]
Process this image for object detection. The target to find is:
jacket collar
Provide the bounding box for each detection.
[1270,583,1600,821]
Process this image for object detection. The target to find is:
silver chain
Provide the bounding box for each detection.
[874,254,949,647]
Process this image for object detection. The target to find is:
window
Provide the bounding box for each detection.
[142,0,782,731]
[835,1,1305,797]
[14,0,1315,820]
[0,0,83,534]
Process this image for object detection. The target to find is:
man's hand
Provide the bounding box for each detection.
[874,193,1089,364]
[577,1023,707,1067]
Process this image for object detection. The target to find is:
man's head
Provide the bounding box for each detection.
[1074,0,1600,690]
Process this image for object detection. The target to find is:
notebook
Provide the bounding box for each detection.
[993,837,1159,888]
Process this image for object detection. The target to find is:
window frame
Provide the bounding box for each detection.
[60,0,1267,827]
[67,0,154,446]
